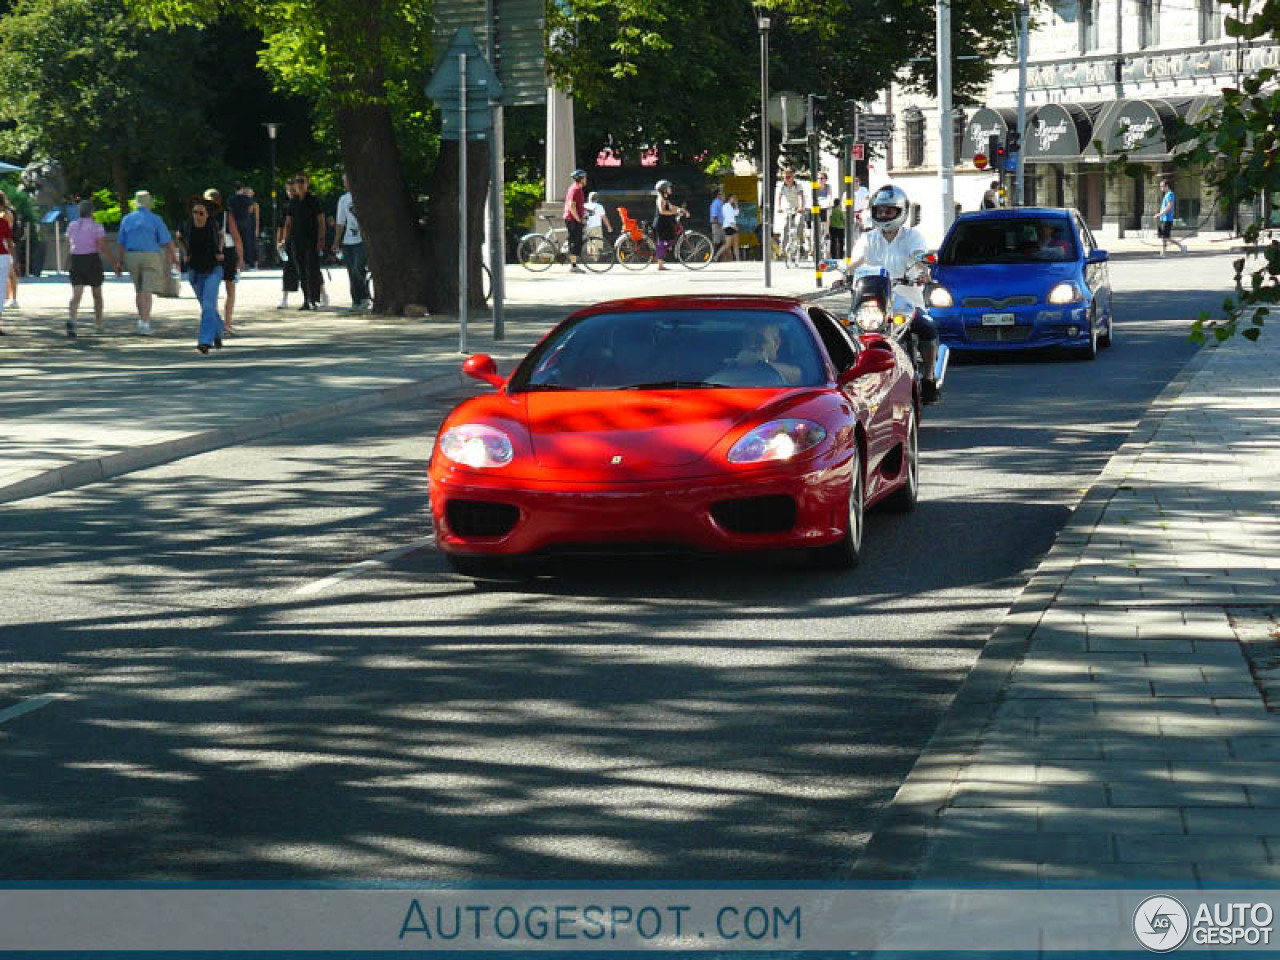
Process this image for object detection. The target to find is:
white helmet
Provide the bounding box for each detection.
[870,185,910,233]
[654,179,672,195]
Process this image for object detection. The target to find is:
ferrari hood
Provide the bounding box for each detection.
[523,389,783,471]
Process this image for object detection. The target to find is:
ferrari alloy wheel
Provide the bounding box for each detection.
[885,407,919,513]
[812,445,864,570]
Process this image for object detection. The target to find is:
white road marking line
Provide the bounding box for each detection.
[294,534,437,596]
[0,694,62,727]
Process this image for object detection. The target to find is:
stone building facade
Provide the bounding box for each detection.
[865,0,1273,245]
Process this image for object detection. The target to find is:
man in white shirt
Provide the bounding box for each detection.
[774,168,807,250]
[334,172,370,309]
[847,184,940,403]
[583,191,613,241]
[852,177,871,231]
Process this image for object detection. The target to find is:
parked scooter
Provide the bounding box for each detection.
[822,254,950,404]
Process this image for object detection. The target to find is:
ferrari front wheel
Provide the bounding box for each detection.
[811,446,864,570]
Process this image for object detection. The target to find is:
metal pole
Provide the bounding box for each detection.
[485,0,505,341]
[937,0,955,232]
[842,134,853,267]
[459,52,469,354]
[808,97,821,287]
[759,15,771,289]
[1015,2,1029,207]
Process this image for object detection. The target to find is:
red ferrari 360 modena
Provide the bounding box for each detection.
[428,295,920,577]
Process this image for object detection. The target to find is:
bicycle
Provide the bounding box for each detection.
[517,213,614,273]
[613,207,714,271]
[779,208,811,268]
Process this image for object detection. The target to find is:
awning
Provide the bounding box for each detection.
[1094,98,1179,159]
[0,161,22,174]
[962,107,1016,157]
[1024,102,1094,162]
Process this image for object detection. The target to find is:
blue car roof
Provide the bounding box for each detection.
[954,207,1076,222]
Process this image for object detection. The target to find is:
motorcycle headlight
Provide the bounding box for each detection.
[439,424,514,468]
[928,286,954,309]
[728,419,827,464]
[855,303,887,332]
[1048,281,1084,305]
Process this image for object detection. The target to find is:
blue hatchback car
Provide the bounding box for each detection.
[927,207,1113,359]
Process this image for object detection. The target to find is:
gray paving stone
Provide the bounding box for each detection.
[1170,762,1280,786]
[1037,760,1170,784]
[1038,862,1198,884]
[1228,737,1280,760]
[1159,715,1280,737]
[1108,782,1250,807]
[1088,637,1195,654]
[950,783,1108,808]
[1116,835,1268,864]
[1195,863,1280,883]
[1152,681,1261,698]
[1104,738,1232,760]
[926,832,1115,865]
[1036,806,1184,835]
[1185,809,1280,835]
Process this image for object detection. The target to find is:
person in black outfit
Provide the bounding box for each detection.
[280,171,325,310]
[176,200,225,353]
[227,181,258,268]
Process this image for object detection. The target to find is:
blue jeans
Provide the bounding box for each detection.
[343,241,370,304]
[189,268,222,344]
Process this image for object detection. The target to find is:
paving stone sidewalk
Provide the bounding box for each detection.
[855,329,1280,885]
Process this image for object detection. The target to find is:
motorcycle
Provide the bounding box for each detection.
[821,254,950,404]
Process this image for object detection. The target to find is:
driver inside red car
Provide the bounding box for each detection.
[729,319,803,385]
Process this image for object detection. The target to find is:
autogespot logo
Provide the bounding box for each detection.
[1133,895,1190,952]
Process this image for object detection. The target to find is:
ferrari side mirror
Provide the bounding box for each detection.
[462,353,505,389]
[838,345,895,384]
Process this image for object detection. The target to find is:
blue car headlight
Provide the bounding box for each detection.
[1048,282,1084,305]
[928,286,954,309]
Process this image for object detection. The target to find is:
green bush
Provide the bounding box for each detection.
[91,187,122,228]
[505,178,543,234]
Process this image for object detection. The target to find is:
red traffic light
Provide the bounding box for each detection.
[973,153,989,170]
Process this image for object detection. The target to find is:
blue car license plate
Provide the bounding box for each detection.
[981,312,1016,327]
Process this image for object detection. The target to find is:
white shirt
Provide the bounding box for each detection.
[584,201,606,230]
[722,202,738,230]
[852,226,928,280]
[776,179,806,213]
[335,192,362,245]
[853,185,870,218]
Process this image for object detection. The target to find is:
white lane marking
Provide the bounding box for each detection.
[0,694,62,727]
[294,534,437,596]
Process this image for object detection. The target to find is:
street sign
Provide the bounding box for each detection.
[855,114,894,142]
[433,0,545,106]
[767,92,806,134]
[425,26,504,140]
[853,143,865,161]
[973,153,989,170]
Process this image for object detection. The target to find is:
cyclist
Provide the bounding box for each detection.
[775,169,806,254]
[653,180,687,272]
[563,168,588,273]
[846,184,941,403]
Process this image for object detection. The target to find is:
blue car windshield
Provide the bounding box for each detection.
[941,217,1078,265]
[509,309,827,391]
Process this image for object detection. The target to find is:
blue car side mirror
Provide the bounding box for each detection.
[1086,250,1109,264]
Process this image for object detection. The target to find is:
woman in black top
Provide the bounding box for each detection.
[178,200,224,353]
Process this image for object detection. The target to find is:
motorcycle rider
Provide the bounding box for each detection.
[846,184,940,403]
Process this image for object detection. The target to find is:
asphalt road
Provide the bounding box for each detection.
[0,253,1229,880]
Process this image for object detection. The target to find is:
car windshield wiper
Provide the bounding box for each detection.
[618,380,719,390]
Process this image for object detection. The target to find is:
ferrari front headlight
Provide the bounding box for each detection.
[1048,282,1083,305]
[728,419,827,464]
[439,424,514,468]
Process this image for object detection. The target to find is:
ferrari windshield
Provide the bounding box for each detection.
[940,216,1078,265]
[509,309,827,391]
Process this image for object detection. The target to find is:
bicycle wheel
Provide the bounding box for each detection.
[616,234,655,271]
[582,235,614,273]
[676,231,714,270]
[481,263,492,304]
[517,233,556,272]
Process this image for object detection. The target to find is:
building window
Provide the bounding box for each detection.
[1199,0,1221,42]
[1139,0,1160,47]
[1080,0,1099,52]
[952,110,967,164]
[905,110,925,168]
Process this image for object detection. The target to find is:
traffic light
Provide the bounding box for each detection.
[1005,129,1022,155]
[993,136,1008,166]
[987,135,1001,165]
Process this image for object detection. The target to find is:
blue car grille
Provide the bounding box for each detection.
[967,325,1034,342]
[962,295,1038,308]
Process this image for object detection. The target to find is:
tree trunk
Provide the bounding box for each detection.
[424,139,492,314]
[336,102,433,316]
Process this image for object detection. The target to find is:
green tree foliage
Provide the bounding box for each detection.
[0,0,217,208]
[548,0,1022,162]
[1175,0,1280,343]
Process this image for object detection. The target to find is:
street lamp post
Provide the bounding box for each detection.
[755,4,771,289]
[264,122,281,266]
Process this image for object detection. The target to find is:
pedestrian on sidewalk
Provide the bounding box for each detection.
[67,200,118,337]
[228,181,258,268]
[177,199,224,354]
[279,171,325,309]
[0,204,14,338]
[276,179,299,309]
[0,192,18,311]
[653,180,686,272]
[584,191,612,245]
[852,176,870,231]
[563,169,587,273]
[716,194,740,262]
[1157,177,1186,256]
[334,173,370,309]
[115,190,178,336]
[202,189,245,334]
[709,186,725,259]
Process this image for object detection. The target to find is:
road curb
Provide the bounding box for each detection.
[847,338,1220,882]
[0,369,472,506]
